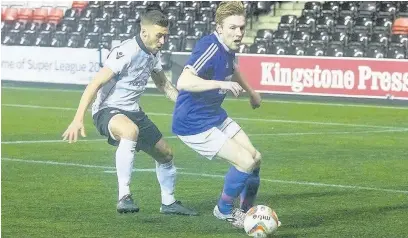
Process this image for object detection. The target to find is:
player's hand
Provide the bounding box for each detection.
[62,120,86,143]
[250,91,262,109]
[220,82,243,97]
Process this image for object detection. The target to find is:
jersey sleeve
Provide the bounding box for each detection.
[104,47,129,75]
[185,41,218,77]
[153,51,163,73]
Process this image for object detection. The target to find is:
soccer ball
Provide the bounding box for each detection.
[244,205,280,237]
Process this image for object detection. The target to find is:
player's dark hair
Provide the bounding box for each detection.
[140,9,168,27]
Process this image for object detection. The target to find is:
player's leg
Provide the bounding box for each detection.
[230,130,262,212]
[93,108,139,213]
[108,114,140,213]
[177,127,256,227]
[136,115,197,216]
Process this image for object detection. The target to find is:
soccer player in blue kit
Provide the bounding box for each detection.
[172,1,275,228]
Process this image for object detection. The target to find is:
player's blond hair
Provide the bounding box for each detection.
[215,1,246,26]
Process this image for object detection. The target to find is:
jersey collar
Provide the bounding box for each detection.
[135,33,153,56]
[214,31,231,53]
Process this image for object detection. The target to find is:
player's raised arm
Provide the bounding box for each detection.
[62,66,115,143]
[232,66,262,109]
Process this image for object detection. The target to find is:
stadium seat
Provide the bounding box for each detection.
[78,9,96,23]
[160,50,172,70]
[100,32,114,49]
[92,17,108,34]
[287,45,305,56]
[166,35,182,51]
[353,16,373,34]
[24,21,41,31]
[40,22,56,32]
[47,8,64,23]
[50,30,67,47]
[348,32,369,47]
[17,8,33,21]
[389,34,408,49]
[11,21,26,31]
[291,30,311,46]
[335,16,353,33]
[268,43,287,55]
[311,31,330,46]
[237,44,250,53]
[34,30,51,47]
[272,29,291,44]
[71,1,88,10]
[66,32,83,48]
[305,46,325,56]
[256,29,274,42]
[191,21,208,37]
[387,46,405,59]
[377,2,397,18]
[296,15,316,33]
[100,4,116,19]
[316,15,335,33]
[392,18,408,34]
[2,29,21,45]
[3,8,18,21]
[345,45,364,57]
[64,8,80,19]
[339,2,358,18]
[249,42,267,54]
[183,35,199,52]
[84,32,99,48]
[370,32,389,46]
[358,1,377,17]
[398,3,408,17]
[302,1,321,18]
[365,46,386,58]
[278,15,297,31]
[116,5,131,20]
[321,2,339,17]
[331,32,348,46]
[326,44,345,57]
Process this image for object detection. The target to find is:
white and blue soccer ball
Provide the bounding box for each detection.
[244,205,280,237]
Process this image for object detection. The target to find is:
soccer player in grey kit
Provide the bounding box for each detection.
[62,10,196,216]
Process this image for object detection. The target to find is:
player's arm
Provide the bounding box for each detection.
[62,48,127,143]
[176,43,242,96]
[177,68,224,92]
[232,64,262,109]
[62,67,115,143]
[151,70,179,102]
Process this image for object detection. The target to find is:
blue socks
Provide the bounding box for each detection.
[240,167,260,212]
[217,166,251,214]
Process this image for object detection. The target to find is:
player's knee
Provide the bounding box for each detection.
[111,122,139,141]
[254,151,262,168]
[163,147,173,163]
[237,149,258,173]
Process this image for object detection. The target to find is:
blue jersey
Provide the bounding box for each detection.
[172,32,235,136]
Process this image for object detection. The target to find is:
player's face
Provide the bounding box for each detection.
[218,15,246,51]
[144,25,169,54]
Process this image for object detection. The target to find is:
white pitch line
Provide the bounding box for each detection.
[2,129,407,145]
[2,103,406,130]
[3,86,407,110]
[2,157,408,195]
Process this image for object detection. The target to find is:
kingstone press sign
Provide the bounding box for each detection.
[237,54,408,100]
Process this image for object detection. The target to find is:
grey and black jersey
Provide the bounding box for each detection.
[92,36,162,116]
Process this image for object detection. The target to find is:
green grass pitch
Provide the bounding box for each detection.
[2,86,408,237]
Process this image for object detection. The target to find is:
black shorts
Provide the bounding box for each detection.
[93,107,163,151]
